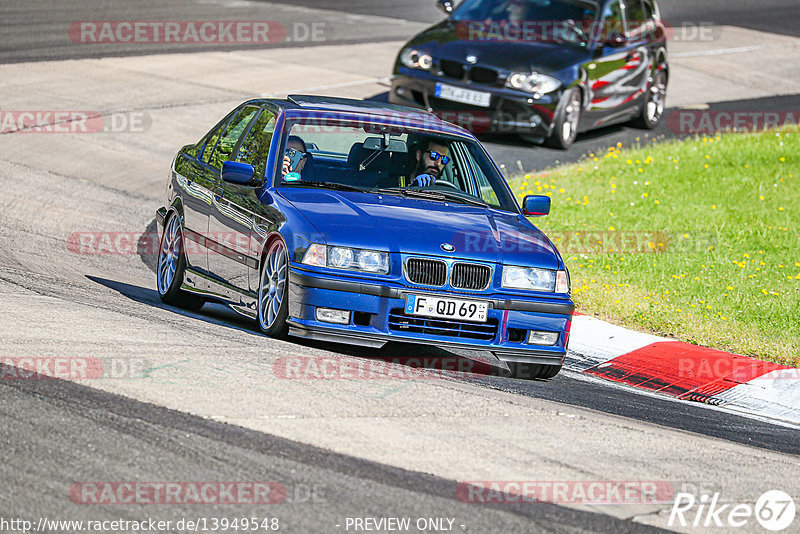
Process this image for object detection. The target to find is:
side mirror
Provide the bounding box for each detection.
[436,0,454,15]
[522,195,551,217]
[222,160,256,185]
[604,33,628,47]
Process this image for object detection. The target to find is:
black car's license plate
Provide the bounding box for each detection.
[405,295,488,323]
[434,83,492,108]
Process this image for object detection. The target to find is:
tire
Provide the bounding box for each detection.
[546,87,581,150]
[518,134,545,146]
[156,213,205,310]
[506,362,563,380]
[631,68,667,129]
[257,238,289,339]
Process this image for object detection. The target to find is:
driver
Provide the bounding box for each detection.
[504,0,529,22]
[408,139,451,187]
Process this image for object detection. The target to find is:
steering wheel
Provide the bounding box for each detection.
[434,179,460,190]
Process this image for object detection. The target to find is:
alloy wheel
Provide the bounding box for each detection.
[259,240,287,331]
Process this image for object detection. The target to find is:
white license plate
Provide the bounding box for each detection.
[434,83,492,108]
[405,295,489,323]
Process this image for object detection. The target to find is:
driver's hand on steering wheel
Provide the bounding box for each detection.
[411,173,436,187]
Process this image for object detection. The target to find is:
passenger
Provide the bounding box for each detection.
[281,135,312,178]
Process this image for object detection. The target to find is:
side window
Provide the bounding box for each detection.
[624,0,647,37]
[202,106,259,170]
[642,0,656,20]
[456,144,500,208]
[235,109,277,180]
[197,114,233,161]
[603,0,627,40]
[641,0,658,35]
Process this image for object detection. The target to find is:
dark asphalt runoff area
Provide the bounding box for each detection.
[2,374,667,533]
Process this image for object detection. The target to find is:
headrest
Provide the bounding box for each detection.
[347,143,395,173]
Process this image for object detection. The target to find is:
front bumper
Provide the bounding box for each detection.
[287,266,573,367]
[389,69,562,136]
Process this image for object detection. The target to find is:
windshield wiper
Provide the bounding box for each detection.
[433,189,489,207]
[375,187,488,207]
[282,181,365,193]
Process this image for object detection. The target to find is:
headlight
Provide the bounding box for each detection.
[400,48,433,70]
[505,72,561,94]
[502,266,562,291]
[302,244,389,274]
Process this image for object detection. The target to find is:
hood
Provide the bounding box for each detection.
[407,20,590,74]
[279,188,560,269]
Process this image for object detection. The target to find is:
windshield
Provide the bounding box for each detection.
[451,0,599,44]
[276,117,519,213]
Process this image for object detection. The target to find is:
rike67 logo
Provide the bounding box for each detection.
[669,490,796,531]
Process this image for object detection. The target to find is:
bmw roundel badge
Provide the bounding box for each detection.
[440,243,455,252]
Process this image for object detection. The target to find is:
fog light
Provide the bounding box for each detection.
[528,330,559,346]
[529,115,542,128]
[316,308,351,325]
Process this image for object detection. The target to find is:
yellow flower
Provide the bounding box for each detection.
[779,207,785,211]
[726,286,733,290]
[759,195,765,200]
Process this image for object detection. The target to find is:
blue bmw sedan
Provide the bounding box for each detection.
[156,95,574,378]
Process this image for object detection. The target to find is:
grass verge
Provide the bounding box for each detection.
[508,128,799,366]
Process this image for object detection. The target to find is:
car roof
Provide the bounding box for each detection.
[242,95,473,138]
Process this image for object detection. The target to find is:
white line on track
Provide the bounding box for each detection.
[259,76,390,97]
[671,42,800,58]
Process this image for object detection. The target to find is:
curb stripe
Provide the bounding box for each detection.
[566,315,799,425]
[584,341,787,399]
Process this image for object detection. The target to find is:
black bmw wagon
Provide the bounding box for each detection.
[390,0,668,149]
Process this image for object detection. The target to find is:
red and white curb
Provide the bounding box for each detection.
[565,315,800,426]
